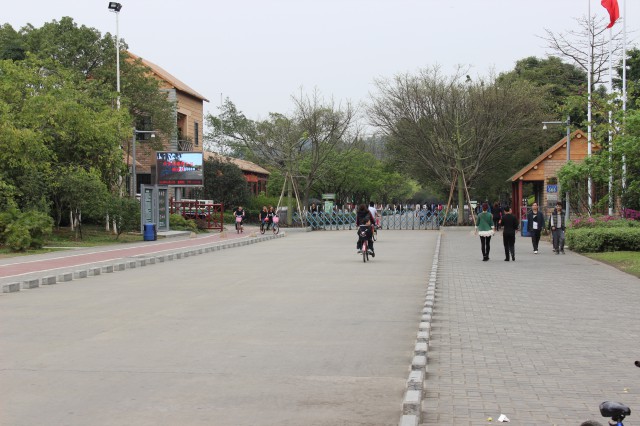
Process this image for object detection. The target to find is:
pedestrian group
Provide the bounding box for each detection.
[475,201,566,261]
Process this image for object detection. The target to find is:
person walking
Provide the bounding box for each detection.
[492,201,502,231]
[526,202,545,254]
[548,202,566,254]
[501,205,518,261]
[476,203,494,261]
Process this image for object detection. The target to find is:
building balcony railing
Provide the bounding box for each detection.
[178,140,193,151]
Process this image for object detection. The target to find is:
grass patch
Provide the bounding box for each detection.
[584,251,640,278]
[46,225,143,247]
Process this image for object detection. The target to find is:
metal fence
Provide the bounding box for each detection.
[292,209,463,230]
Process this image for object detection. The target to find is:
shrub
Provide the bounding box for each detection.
[5,222,32,251]
[0,207,20,237]
[170,213,198,232]
[246,194,280,211]
[108,196,140,238]
[0,208,53,251]
[19,210,54,248]
[566,227,640,253]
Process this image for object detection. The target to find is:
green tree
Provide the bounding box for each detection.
[0,23,25,60]
[615,47,640,110]
[54,167,109,239]
[0,57,130,210]
[498,56,587,121]
[13,17,175,137]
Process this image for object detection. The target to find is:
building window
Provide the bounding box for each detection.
[194,121,199,146]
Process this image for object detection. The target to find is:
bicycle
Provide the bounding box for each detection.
[358,227,373,263]
[235,216,243,234]
[582,361,638,426]
[260,218,268,234]
[272,216,280,234]
[361,237,369,262]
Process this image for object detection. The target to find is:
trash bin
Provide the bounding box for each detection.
[143,223,157,241]
[521,219,530,237]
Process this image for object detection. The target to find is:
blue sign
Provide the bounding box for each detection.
[547,185,558,193]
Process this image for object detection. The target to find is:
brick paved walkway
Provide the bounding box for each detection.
[422,227,640,425]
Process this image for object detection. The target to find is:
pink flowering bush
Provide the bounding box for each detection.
[567,214,640,252]
[570,215,639,229]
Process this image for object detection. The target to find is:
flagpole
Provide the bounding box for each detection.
[587,0,593,213]
[622,0,627,196]
[608,26,614,216]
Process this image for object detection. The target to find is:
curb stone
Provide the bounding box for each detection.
[2,232,286,298]
[399,232,441,426]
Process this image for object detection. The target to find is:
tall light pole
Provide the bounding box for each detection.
[542,116,571,224]
[132,129,155,197]
[107,2,122,110]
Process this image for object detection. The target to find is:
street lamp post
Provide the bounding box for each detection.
[107,2,122,110]
[131,129,155,197]
[542,116,571,224]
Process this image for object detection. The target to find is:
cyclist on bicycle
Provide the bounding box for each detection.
[356,204,375,256]
[368,201,380,230]
[233,205,246,232]
[259,206,268,232]
[266,206,276,230]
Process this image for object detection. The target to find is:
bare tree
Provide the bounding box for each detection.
[541,15,624,91]
[205,89,359,205]
[368,66,545,223]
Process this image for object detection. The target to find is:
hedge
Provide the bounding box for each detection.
[571,216,640,229]
[566,227,640,253]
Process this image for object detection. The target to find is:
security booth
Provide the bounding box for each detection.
[509,129,597,232]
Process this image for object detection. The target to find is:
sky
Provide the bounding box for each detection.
[6,0,640,133]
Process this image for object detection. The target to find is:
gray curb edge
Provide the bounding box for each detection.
[399,232,441,426]
[2,232,287,295]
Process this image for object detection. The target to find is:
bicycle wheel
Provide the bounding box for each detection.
[235,222,240,233]
[362,240,368,263]
[260,223,265,234]
[273,224,279,235]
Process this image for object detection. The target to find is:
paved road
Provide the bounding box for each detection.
[0,230,435,426]
[3,226,640,426]
[423,227,640,425]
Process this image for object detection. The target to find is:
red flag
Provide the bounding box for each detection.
[601,0,620,28]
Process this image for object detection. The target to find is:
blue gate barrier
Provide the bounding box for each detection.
[292,209,465,230]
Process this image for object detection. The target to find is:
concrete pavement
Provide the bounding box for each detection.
[0,229,435,426]
[422,227,640,425]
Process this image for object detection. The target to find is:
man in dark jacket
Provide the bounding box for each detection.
[548,202,566,254]
[501,206,519,261]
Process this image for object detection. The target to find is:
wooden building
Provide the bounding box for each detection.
[509,129,600,221]
[126,52,209,193]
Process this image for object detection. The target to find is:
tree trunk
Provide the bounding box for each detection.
[457,168,465,225]
[286,176,293,226]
